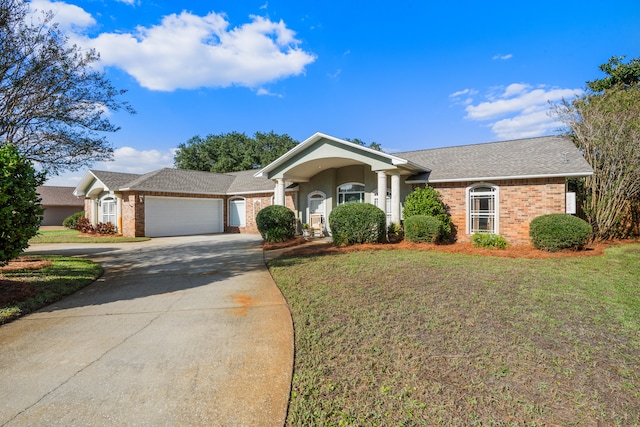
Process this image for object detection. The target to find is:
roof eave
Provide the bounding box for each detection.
[425,171,594,184]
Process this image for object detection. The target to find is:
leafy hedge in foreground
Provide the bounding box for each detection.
[256,205,296,243]
[329,203,386,246]
[404,215,443,243]
[529,214,592,252]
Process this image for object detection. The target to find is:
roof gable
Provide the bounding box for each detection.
[255,132,427,181]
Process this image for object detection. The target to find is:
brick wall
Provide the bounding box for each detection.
[226,192,295,234]
[428,177,566,245]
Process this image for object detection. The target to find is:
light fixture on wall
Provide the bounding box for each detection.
[138,195,144,203]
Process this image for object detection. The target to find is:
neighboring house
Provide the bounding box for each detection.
[37,186,84,226]
[74,132,593,244]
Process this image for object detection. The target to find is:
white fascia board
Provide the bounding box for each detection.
[426,171,594,184]
[73,170,101,197]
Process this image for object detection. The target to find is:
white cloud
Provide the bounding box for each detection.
[31,2,316,92]
[44,147,175,187]
[457,83,582,140]
[256,87,283,97]
[492,53,513,60]
[28,0,95,32]
[449,88,477,98]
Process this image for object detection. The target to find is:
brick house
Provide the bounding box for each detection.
[74,132,592,244]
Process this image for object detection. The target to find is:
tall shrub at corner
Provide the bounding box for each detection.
[329,203,386,246]
[529,214,592,252]
[0,144,45,266]
[403,186,452,236]
[256,205,296,243]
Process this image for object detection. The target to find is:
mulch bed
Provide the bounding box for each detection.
[0,257,53,307]
[264,237,619,259]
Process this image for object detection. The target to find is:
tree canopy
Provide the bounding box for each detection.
[0,144,44,265]
[587,56,640,92]
[0,0,134,174]
[344,138,383,151]
[554,56,640,240]
[174,131,298,173]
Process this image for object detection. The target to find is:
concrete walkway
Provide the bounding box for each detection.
[0,234,293,426]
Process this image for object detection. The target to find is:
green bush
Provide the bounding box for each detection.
[62,211,84,229]
[404,215,443,243]
[471,233,508,249]
[403,186,452,236]
[329,203,386,246]
[256,205,296,243]
[529,214,592,252]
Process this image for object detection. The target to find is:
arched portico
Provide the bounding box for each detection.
[254,132,430,227]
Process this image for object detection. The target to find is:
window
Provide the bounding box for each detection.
[101,197,116,225]
[229,197,246,227]
[373,189,392,225]
[467,185,498,234]
[338,183,365,204]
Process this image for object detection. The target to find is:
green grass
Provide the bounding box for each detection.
[269,244,640,426]
[0,256,103,324]
[30,228,149,243]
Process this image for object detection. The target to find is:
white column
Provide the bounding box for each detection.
[275,179,286,206]
[391,173,401,225]
[377,171,387,211]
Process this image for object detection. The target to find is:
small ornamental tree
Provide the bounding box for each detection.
[403,186,452,236]
[329,203,386,246]
[0,144,45,265]
[256,205,296,243]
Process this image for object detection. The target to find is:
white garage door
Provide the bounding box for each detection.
[145,196,223,237]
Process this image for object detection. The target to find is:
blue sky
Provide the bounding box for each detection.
[32,0,640,186]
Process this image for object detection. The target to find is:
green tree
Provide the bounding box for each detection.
[587,56,640,92]
[0,144,45,265]
[174,131,298,173]
[0,0,134,174]
[344,137,383,151]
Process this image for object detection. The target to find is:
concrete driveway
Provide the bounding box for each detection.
[0,234,293,426]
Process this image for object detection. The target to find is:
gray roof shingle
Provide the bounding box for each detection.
[37,186,84,206]
[397,135,593,182]
[90,171,142,190]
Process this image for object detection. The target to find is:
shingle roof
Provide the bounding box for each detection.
[90,170,142,190]
[120,168,237,194]
[397,135,593,182]
[226,169,278,193]
[37,186,84,206]
[84,168,276,195]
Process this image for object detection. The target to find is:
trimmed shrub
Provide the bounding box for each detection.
[529,214,592,252]
[75,217,95,234]
[256,205,296,243]
[404,215,443,243]
[471,233,508,249]
[62,211,85,229]
[403,186,452,236]
[329,203,386,246]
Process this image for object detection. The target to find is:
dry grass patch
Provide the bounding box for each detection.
[269,243,640,426]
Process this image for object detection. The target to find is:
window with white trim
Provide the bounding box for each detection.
[338,183,365,204]
[372,189,392,225]
[101,196,116,225]
[467,184,499,234]
[229,197,246,227]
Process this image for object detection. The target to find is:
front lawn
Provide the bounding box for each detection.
[30,228,149,243]
[0,256,103,324]
[269,244,640,426]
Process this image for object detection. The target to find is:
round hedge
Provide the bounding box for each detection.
[329,203,386,246]
[403,186,452,236]
[529,214,592,252]
[256,205,296,243]
[404,215,443,243]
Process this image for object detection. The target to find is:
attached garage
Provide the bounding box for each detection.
[145,196,223,237]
